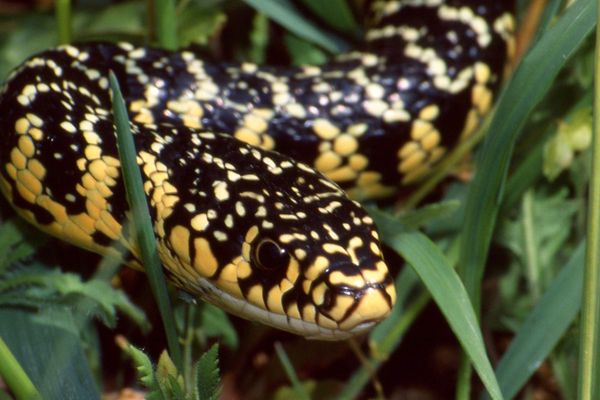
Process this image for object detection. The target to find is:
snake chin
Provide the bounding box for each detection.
[184,274,386,341]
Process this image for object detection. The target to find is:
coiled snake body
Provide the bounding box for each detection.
[0,0,514,339]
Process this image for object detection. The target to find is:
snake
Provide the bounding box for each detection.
[0,0,514,340]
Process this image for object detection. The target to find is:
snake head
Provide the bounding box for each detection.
[155,130,396,340]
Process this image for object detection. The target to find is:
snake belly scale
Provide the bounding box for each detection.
[0,0,514,339]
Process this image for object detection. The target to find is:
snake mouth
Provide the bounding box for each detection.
[184,273,394,340]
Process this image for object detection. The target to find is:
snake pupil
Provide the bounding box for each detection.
[255,240,290,271]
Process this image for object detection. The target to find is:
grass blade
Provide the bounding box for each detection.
[457,2,596,393]
[369,209,502,400]
[577,3,600,397]
[153,0,177,49]
[109,71,182,368]
[459,0,596,305]
[241,0,350,53]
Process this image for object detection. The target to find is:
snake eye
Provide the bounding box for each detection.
[254,239,290,271]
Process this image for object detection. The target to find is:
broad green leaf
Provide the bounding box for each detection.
[0,267,148,331]
[0,308,100,400]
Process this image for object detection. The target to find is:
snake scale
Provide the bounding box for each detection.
[0,0,514,339]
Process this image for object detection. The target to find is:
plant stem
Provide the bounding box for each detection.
[274,342,310,400]
[577,2,600,398]
[522,189,541,299]
[55,0,72,44]
[0,336,41,400]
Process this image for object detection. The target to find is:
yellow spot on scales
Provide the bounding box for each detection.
[399,150,426,174]
[315,151,342,172]
[236,259,252,280]
[235,127,261,147]
[191,213,209,231]
[266,285,285,314]
[326,166,357,182]
[170,225,191,263]
[15,118,30,135]
[311,282,328,306]
[247,285,265,309]
[18,136,35,158]
[305,255,329,281]
[333,134,358,156]
[27,159,46,180]
[193,237,218,277]
[313,119,340,140]
[339,288,392,330]
[328,295,354,321]
[10,148,27,170]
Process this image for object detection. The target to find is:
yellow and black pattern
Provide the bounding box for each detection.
[0,0,514,339]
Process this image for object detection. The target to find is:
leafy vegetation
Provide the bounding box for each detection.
[0,0,598,399]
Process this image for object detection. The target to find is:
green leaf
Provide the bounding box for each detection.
[483,242,585,400]
[75,2,146,39]
[543,107,592,180]
[0,308,100,400]
[392,200,461,230]
[156,351,185,398]
[177,4,226,47]
[123,343,157,388]
[200,304,239,349]
[370,209,503,400]
[0,219,42,273]
[195,344,220,400]
[0,267,148,331]
[247,12,270,64]
[240,0,350,53]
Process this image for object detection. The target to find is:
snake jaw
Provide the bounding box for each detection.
[185,262,394,341]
